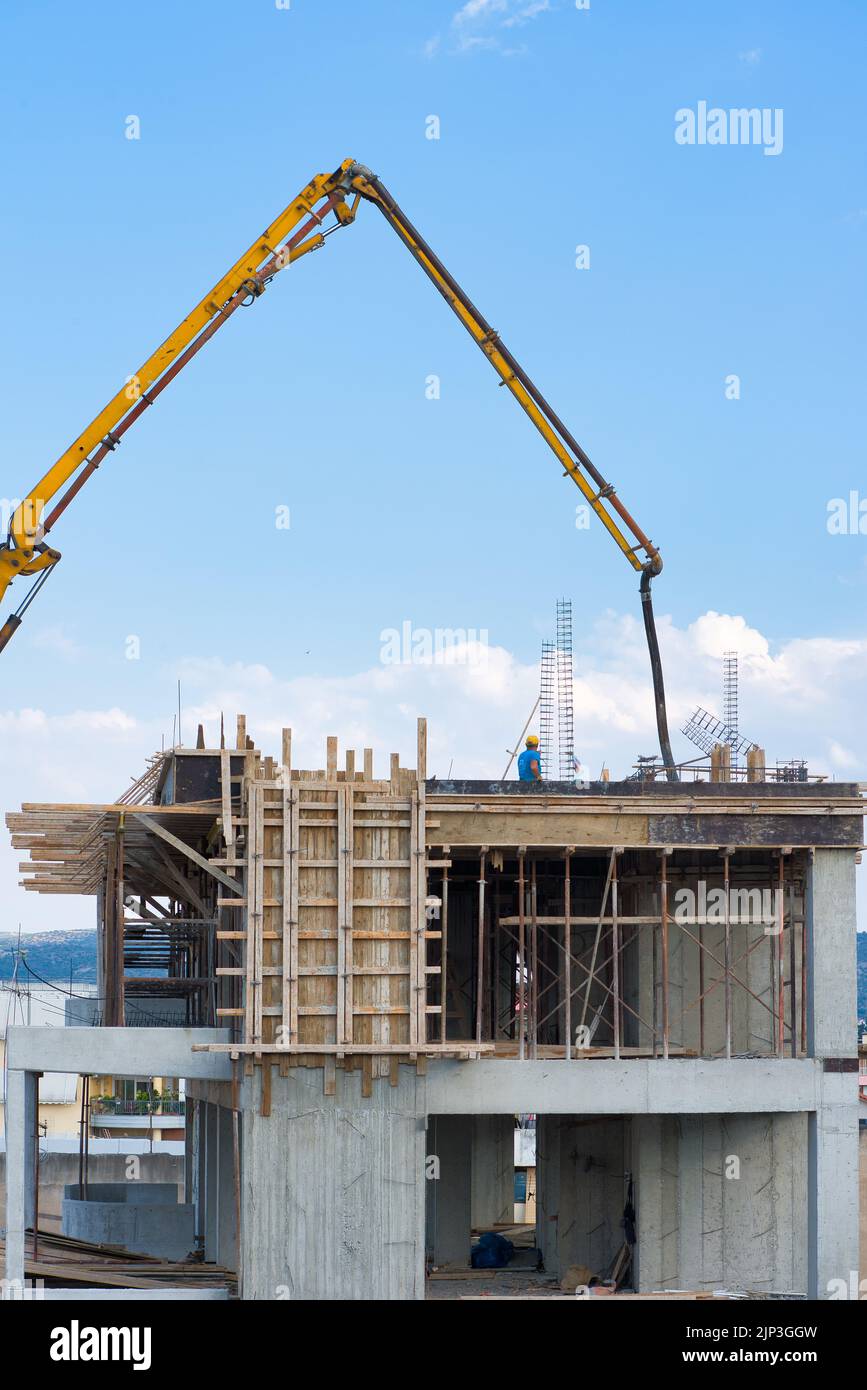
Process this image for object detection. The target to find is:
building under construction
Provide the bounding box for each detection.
[2,716,861,1299]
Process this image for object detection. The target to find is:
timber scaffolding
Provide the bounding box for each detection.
[7,717,865,1085]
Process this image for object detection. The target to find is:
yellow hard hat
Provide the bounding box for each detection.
[526,735,539,748]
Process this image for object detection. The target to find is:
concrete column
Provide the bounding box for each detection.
[676,1117,703,1289]
[241,1063,426,1300]
[427,1114,472,1267]
[535,1114,561,1275]
[804,849,860,1298]
[194,1099,207,1252]
[183,1096,195,1204]
[95,887,104,1012]
[204,1101,218,1262]
[806,849,858,1058]
[215,1104,237,1270]
[3,1069,37,1297]
[632,1114,679,1291]
[470,1115,514,1228]
[808,1072,860,1299]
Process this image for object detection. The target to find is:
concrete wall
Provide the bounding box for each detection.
[426,1115,472,1267]
[633,1112,808,1295]
[470,1115,514,1228]
[536,1116,630,1279]
[240,1064,426,1300]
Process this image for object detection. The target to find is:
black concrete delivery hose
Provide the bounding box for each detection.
[641,567,678,781]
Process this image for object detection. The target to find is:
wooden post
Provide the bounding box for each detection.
[564,850,572,1059]
[417,717,427,781]
[747,746,766,783]
[440,856,449,1044]
[476,850,487,1046]
[787,854,796,1056]
[660,850,670,1060]
[326,736,338,780]
[611,851,621,1060]
[723,850,732,1060]
[518,850,526,1060]
[776,854,785,1058]
[530,859,538,1058]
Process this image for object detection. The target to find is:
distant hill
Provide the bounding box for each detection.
[0,930,97,984]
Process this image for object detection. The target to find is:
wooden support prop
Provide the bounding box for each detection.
[476,849,487,1046]
[130,813,244,896]
[611,850,621,1060]
[564,849,573,1059]
[517,850,526,1060]
[660,849,672,1061]
[723,849,732,1060]
[417,717,427,782]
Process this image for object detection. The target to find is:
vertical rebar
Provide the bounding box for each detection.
[539,641,556,779]
[556,599,574,779]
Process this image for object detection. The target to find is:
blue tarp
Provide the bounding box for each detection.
[471,1231,514,1269]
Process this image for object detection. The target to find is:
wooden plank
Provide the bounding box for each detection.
[244,781,259,1046]
[193,1042,494,1055]
[286,783,300,1045]
[336,783,348,1045]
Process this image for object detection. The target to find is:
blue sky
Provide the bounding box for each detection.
[1,0,865,931]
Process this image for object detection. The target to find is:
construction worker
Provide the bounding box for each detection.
[517,734,542,782]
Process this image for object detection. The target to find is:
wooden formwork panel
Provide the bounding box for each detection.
[240,763,426,1058]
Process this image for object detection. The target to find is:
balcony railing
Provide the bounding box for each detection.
[91,1098,185,1116]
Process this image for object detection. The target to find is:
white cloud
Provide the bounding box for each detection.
[30,625,83,660]
[422,34,441,58]
[739,48,762,66]
[454,0,508,24]
[446,0,550,55]
[503,1,552,27]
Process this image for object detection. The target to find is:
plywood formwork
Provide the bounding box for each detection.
[211,716,487,1071]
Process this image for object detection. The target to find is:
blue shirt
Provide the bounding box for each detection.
[517,748,540,781]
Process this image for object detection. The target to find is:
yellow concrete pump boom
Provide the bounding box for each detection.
[0,158,677,779]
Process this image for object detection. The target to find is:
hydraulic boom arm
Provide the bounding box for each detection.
[0,158,677,778]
